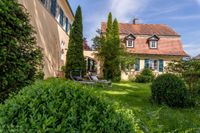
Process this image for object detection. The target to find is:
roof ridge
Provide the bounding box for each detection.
[101,22,180,36]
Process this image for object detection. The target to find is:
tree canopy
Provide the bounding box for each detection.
[0,0,43,102]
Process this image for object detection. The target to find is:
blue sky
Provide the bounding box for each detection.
[68,0,200,57]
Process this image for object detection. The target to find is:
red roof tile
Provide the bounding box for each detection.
[101,22,187,56]
[127,37,187,56]
[101,22,180,36]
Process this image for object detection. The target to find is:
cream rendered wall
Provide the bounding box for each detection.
[18,0,74,78]
[121,55,182,80]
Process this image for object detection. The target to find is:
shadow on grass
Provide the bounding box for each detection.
[96,82,153,109]
[95,82,200,132]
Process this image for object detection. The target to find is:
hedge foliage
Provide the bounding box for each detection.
[135,68,154,83]
[0,79,141,132]
[0,0,43,102]
[151,74,193,107]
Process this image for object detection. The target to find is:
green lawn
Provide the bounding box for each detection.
[95,82,200,132]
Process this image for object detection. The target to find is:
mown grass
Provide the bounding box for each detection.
[95,82,200,132]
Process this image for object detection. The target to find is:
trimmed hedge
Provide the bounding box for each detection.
[135,68,154,83]
[0,79,140,132]
[151,74,192,107]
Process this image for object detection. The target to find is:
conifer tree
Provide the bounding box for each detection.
[102,13,121,81]
[103,12,113,80]
[112,19,121,81]
[94,13,134,81]
[65,6,85,78]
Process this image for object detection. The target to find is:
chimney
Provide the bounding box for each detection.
[133,18,139,24]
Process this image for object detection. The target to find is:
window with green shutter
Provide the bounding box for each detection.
[159,59,164,72]
[59,8,64,26]
[135,58,140,71]
[145,59,149,68]
[65,17,69,32]
[50,0,57,17]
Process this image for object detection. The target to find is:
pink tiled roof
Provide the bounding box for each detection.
[101,22,187,56]
[101,22,180,36]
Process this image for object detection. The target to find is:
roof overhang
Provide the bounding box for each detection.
[66,0,74,17]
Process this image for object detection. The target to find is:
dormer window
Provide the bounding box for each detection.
[150,41,157,48]
[148,35,159,49]
[125,34,136,48]
[126,39,134,47]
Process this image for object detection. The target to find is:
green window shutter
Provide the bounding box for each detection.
[59,9,64,26]
[135,58,140,71]
[50,0,57,17]
[65,17,69,32]
[145,59,149,68]
[159,59,164,72]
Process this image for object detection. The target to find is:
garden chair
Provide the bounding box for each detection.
[70,70,95,85]
[88,72,112,87]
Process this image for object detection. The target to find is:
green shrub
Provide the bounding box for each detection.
[0,0,43,102]
[151,74,193,107]
[135,68,154,83]
[0,79,140,132]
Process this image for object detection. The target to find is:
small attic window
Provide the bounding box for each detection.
[126,34,136,48]
[149,41,157,49]
[148,35,159,49]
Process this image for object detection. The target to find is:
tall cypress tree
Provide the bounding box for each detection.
[95,13,134,81]
[112,19,121,81]
[106,13,113,39]
[65,6,85,78]
[103,12,113,80]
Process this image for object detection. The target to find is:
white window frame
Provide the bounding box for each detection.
[126,39,134,48]
[147,59,159,71]
[149,41,157,49]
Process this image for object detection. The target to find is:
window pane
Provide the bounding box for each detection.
[59,8,64,26]
[127,39,134,47]
[150,41,157,48]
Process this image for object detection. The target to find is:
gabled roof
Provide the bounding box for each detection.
[127,37,187,56]
[125,34,136,40]
[101,22,187,56]
[148,35,160,41]
[101,22,180,36]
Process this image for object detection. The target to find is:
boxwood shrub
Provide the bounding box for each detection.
[135,68,154,83]
[0,79,141,132]
[151,73,192,107]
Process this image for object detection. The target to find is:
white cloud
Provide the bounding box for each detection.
[169,15,200,20]
[84,0,150,45]
[109,0,149,22]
